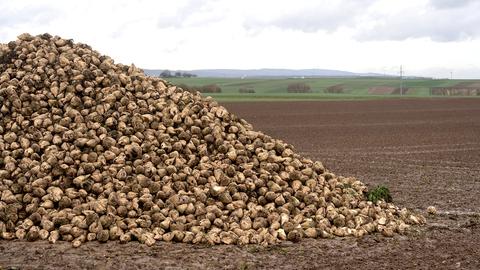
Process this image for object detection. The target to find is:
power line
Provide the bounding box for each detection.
[400,65,403,96]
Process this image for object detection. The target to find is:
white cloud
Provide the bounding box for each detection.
[0,0,479,78]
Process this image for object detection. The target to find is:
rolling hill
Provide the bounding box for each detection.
[143,68,388,78]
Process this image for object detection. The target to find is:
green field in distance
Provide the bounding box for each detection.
[165,77,480,102]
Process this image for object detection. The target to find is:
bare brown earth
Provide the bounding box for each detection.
[367,86,396,95]
[1,98,480,269]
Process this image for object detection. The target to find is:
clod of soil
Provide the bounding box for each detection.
[0,33,425,247]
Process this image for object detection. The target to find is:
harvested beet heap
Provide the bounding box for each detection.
[0,33,425,247]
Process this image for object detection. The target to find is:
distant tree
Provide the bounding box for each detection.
[178,83,195,92]
[159,70,172,78]
[287,82,312,93]
[177,83,221,93]
[200,84,221,93]
[160,70,197,78]
[325,84,344,93]
[239,86,255,93]
[182,72,197,78]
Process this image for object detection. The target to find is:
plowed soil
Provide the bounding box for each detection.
[1,98,480,269]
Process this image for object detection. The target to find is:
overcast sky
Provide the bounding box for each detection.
[1,0,479,78]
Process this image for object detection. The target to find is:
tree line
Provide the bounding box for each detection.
[178,83,221,93]
[159,70,197,78]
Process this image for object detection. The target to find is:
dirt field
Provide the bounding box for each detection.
[1,98,480,269]
[367,86,396,95]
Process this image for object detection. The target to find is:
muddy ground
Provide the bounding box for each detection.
[1,98,479,269]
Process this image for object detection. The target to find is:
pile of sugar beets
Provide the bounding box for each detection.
[0,33,425,247]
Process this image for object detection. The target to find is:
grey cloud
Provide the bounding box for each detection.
[241,0,480,42]
[244,0,376,33]
[152,0,480,42]
[157,0,220,29]
[430,0,476,9]
[358,2,480,42]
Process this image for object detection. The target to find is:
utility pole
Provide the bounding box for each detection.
[450,71,453,80]
[400,65,403,96]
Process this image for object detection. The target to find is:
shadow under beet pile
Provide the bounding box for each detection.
[0,33,425,247]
